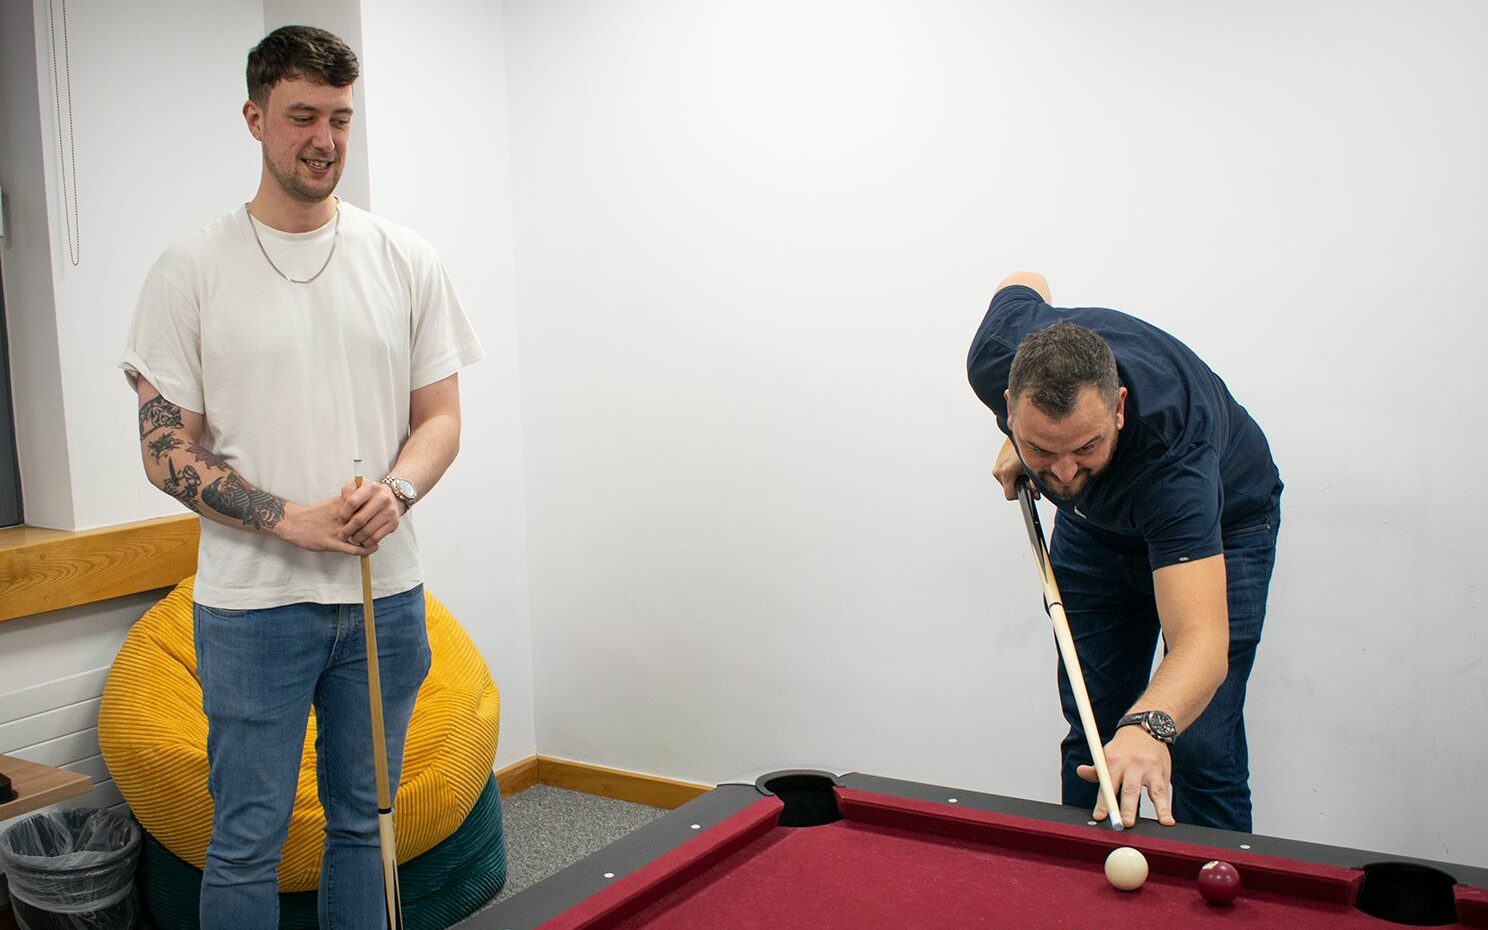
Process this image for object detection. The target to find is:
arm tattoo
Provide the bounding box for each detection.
[186,443,229,470]
[202,473,286,530]
[139,395,183,439]
[139,399,284,530]
[147,432,184,463]
[162,459,203,513]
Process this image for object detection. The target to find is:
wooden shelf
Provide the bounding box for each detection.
[0,514,198,623]
[0,753,92,822]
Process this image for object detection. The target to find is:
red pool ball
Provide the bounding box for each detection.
[1198,860,1241,904]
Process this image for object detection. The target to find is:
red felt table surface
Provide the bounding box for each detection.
[541,788,1488,930]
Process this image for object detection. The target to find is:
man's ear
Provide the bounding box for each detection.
[1115,386,1128,430]
[243,99,263,140]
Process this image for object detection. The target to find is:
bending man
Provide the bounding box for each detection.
[967,271,1281,832]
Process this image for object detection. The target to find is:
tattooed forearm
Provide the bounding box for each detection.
[201,473,286,530]
[147,431,184,463]
[138,395,184,439]
[162,459,203,513]
[139,395,288,531]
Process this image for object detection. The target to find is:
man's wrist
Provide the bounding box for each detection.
[1116,710,1178,744]
[266,500,299,540]
[380,475,418,512]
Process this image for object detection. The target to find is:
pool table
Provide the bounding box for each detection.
[472,769,1488,929]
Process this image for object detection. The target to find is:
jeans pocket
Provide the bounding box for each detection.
[1222,518,1273,544]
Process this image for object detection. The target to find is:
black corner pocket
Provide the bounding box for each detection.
[756,771,843,827]
[1356,862,1459,925]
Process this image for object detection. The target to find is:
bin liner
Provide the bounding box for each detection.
[0,808,140,930]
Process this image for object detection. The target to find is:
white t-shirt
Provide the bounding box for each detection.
[121,202,484,609]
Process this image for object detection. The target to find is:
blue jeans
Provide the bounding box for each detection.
[1049,507,1278,832]
[194,585,430,930]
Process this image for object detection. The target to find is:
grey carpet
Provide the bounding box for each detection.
[483,786,665,907]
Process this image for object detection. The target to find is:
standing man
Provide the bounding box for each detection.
[121,26,483,930]
[967,272,1281,833]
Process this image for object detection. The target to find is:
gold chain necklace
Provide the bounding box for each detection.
[246,205,340,284]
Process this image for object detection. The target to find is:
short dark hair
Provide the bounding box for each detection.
[246,25,359,106]
[1007,322,1120,416]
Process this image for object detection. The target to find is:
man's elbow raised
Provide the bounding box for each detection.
[996,271,1051,303]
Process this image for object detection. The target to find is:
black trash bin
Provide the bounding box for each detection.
[0,808,141,930]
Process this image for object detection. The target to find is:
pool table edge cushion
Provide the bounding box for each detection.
[839,789,1361,901]
[845,771,1488,891]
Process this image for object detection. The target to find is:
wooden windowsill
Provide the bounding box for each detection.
[0,514,198,623]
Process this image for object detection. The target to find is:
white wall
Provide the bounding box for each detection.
[504,0,1488,866]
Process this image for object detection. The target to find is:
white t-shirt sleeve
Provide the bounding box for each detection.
[120,263,205,414]
[409,245,485,389]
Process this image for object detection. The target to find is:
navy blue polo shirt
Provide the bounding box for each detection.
[967,285,1282,570]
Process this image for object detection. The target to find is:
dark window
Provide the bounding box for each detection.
[0,253,21,527]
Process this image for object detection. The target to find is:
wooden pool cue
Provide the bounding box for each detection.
[354,459,405,929]
[1015,478,1124,832]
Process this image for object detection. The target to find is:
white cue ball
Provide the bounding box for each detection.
[1104,846,1149,892]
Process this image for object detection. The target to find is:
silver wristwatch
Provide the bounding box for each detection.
[1116,710,1178,745]
[380,475,418,511]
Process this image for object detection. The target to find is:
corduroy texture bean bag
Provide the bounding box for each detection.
[135,773,507,930]
[99,577,500,893]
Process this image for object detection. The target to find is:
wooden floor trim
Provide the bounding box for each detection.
[0,514,198,623]
[494,755,542,796]
[495,755,713,810]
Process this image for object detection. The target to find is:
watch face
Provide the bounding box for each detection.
[1146,712,1178,741]
[383,477,416,503]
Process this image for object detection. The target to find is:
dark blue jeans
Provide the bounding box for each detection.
[1048,506,1279,832]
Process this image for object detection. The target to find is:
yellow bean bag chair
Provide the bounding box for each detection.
[99,578,499,893]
